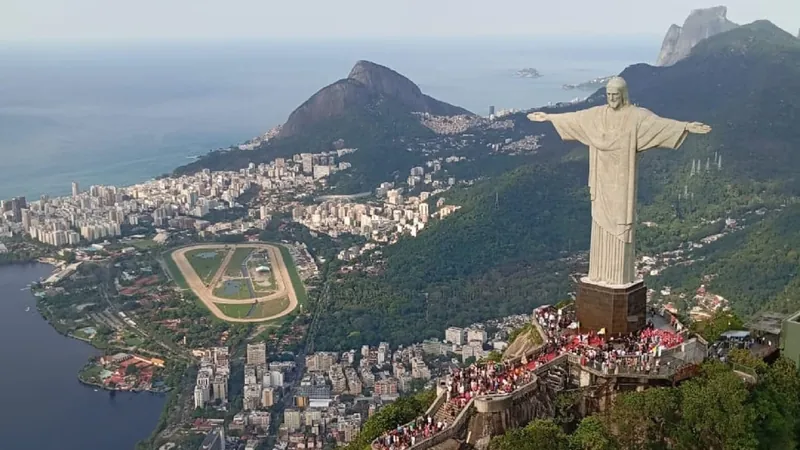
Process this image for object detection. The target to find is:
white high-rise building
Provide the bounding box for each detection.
[194,384,210,409]
[247,342,267,366]
[284,409,301,431]
[467,328,488,344]
[213,375,228,402]
[418,203,429,222]
[445,327,466,345]
[301,153,313,174]
[269,370,284,388]
[377,342,390,365]
[71,182,79,198]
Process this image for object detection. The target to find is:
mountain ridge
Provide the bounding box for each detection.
[312,20,800,349]
[656,6,738,66]
[278,60,472,138]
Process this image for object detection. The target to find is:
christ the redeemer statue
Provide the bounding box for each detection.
[528,76,711,286]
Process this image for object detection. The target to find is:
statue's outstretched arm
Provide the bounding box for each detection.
[527,112,549,122]
[686,122,712,134]
[530,110,591,145]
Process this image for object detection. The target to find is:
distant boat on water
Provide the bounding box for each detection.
[25,307,30,312]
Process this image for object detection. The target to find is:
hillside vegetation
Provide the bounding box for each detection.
[491,358,800,450]
[312,22,800,349]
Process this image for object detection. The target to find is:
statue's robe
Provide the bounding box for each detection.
[549,105,689,285]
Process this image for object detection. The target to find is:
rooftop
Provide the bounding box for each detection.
[786,310,800,325]
[745,312,788,335]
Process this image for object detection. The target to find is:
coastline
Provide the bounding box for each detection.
[76,366,171,394]
[26,261,170,396]
[0,262,168,449]
[11,239,238,449]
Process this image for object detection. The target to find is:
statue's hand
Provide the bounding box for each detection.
[622,224,633,243]
[686,122,711,134]
[527,112,548,122]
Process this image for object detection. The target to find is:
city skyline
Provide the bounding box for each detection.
[3,0,799,41]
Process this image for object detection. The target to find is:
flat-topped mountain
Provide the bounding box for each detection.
[278,60,472,138]
[656,6,738,66]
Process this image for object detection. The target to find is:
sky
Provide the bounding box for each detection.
[2,0,799,41]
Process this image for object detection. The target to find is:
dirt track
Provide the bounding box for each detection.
[171,243,299,323]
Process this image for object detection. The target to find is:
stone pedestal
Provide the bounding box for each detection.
[576,278,646,335]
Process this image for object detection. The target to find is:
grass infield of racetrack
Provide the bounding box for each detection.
[214,297,291,319]
[165,242,306,322]
[224,248,254,277]
[185,248,228,284]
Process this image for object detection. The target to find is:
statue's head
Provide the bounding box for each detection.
[605,76,630,110]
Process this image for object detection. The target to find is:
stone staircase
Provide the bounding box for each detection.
[544,365,568,392]
[433,399,459,425]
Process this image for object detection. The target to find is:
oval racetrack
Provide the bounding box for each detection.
[170,243,299,322]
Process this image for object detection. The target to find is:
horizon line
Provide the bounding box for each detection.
[0,32,664,46]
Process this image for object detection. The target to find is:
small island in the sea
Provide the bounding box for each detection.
[513,68,543,78]
[562,75,613,90]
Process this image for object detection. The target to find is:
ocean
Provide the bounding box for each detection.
[0,37,659,200]
[0,37,660,448]
[0,263,165,450]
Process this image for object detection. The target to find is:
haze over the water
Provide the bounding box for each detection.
[1,0,798,201]
[2,0,798,41]
[0,38,654,200]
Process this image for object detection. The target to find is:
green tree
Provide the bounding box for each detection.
[690,312,744,342]
[570,416,619,450]
[483,351,503,363]
[673,362,757,450]
[750,357,800,450]
[553,391,581,429]
[727,348,768,373]
[342,390,434,450]
[489,420,570,450]
[525,420,570,450]
[607,387,679,449]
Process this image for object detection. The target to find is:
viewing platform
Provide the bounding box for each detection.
[371,305,707,450]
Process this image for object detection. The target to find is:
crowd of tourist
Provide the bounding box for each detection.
[375,415,448,450]
[445,360,535,404]
[372,357,547,449]
[534,305,686,375]
[372,305,687,449]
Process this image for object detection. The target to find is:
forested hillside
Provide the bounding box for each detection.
[311,21,800,350]
[489,357,800,450]
[316,165,588,349]
[649,204,800,315]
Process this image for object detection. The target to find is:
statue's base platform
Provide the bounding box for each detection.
[576,278,646,336]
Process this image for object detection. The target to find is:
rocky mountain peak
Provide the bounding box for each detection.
[656,6,738,66]
[277,60,471,138]
[347,60,423,98]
